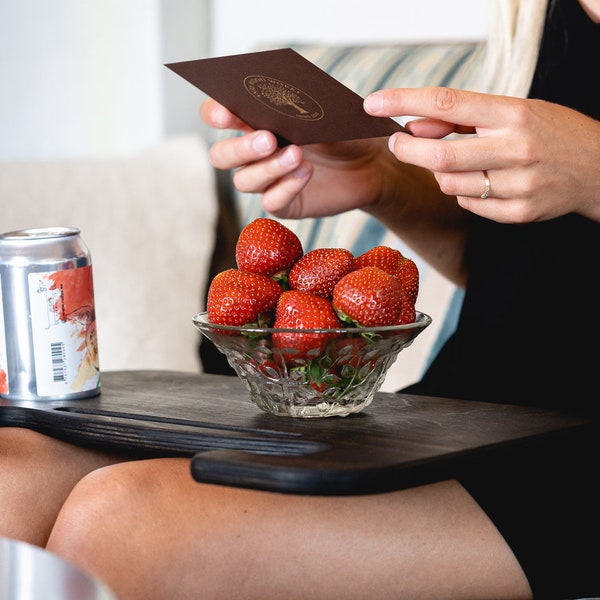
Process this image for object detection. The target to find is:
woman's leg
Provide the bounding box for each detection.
[47,457,532,600]
[0,427,129,546]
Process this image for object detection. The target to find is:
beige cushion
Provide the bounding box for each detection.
[0,135,218,373]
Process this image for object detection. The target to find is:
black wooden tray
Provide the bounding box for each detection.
[0,370,590,495]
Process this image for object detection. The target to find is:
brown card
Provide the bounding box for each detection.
[165,48,405,146]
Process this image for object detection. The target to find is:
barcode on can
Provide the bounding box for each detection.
[51,341,67,382]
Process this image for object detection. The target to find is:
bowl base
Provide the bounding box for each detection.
[246,379,375,418]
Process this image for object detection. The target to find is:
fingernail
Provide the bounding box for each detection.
[388,133,398,152]
[213,105,228,128]
[364,92,383,114]
[292,163,310,179]
[279,146,298,167]
[252,132,272,154]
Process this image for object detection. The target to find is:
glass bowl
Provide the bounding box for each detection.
[193,311,432,418]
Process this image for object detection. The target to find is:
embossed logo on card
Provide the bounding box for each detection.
[243,75,324,121]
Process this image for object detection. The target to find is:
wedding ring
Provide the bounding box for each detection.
[480,170,490,199]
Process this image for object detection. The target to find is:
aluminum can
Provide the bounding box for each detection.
[0,227,100,401]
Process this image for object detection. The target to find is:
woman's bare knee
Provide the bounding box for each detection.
[47,458,192,599]
[0,428,127,546]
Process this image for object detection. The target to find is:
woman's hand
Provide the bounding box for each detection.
[200,97,394,220]
[365,87,600,224]
[200,96,470,285]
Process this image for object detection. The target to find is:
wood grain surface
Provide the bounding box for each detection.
[0,370,590,495]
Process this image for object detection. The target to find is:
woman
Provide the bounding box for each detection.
[3,0,599,598]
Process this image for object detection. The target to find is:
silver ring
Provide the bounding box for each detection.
[480,170,490,199]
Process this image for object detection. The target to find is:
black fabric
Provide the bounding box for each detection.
[405,0,600,419]
[198,168,238,376]
[458,427,598,600]
[404,2,600,597]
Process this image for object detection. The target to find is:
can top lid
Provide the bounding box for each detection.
[0,226,80,241]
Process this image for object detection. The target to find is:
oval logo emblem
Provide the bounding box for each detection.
[243,76,324,121]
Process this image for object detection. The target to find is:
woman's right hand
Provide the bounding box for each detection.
[200,97,394,220]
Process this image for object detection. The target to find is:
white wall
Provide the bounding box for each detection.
[211,0,491,57]
[0,0,210,162]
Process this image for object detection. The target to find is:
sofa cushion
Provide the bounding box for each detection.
[0,135,218,374]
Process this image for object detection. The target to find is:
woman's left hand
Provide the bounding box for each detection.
[364,87,600,223]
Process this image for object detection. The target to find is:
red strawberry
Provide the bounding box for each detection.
[235,218,303,280]
[396,257,419,305]
[356,245,403,275]
[288,248,356,299]
[356,245,418,324]
[207,268,282,327]
[356,246,419,304]
[332,266,404,327]
[396,289,416,325]
[272,290,341,359]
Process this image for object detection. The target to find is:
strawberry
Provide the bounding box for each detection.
[235,218,303,281]
[396,257,419,305]
[288,247,356,299]
[356,245,419,304]
[356,245,404,275]
[206,268,282,327]
[272,290,341,360]
[396,289,417,325]
[332,266,404,327]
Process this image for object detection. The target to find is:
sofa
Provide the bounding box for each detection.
[204,40,484,392]
[0,40,484,390]
[1,136,219,375]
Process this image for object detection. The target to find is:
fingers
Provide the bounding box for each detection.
[367,87,524,173]
[200,97,251,132]
[455,195,539,225]
[434,169,498,201]
[232,145,307,194]
[435,169,543,225]
[201,96,316,216]
[436,169,516,224]
[208,129,279,170]
[365,87,513,130]
[388,131,502,173]
[405,118,475,139]
[368,87,550,225]
[260,163,314,218]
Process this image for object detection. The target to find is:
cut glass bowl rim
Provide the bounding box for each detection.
[192,310,432,335]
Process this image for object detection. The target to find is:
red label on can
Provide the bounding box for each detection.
[28,264,100,396]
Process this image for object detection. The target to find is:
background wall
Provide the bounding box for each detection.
[210,0,490,57]
[0,0,490,162]
[0,0,210,161]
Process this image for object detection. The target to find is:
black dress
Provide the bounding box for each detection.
[404,1,600,597]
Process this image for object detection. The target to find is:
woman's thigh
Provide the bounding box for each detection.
[0,427,129,546]
[47,457,531,600]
